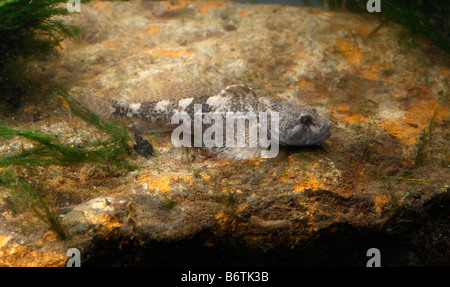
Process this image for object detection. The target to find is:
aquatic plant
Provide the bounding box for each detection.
[340,0,450,53]
[379,168,400,210]
[297,151,319,161]
[357,119,377,163]
[386,176,431,182]
[159,193,177,209]
[192,169,202,179]
[0,119,135,169]
[0,0,78,105]
[220,190,237,207]
[0,86,138,170]
[0,168,67,240]
[242,0,450,53]
[0,0,128,106]
[332,81,378,163]
[0,125,132,169]
[414,107,439,166]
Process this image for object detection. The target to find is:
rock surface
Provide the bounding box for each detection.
[0,0,449,266]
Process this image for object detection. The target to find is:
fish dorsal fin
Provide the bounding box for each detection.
[115,75,217,103]
[220,84,258,100]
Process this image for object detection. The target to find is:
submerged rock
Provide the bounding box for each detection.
[0,0,448,266]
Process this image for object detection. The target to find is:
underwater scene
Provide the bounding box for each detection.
[0,0,449,273]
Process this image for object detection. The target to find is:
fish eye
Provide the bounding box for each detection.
[300,115,312,125]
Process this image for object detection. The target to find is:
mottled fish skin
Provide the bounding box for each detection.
[75,85,331,159]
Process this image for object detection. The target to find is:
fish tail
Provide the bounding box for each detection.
[72,94,117,118]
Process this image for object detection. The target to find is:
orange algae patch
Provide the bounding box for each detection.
[379,100,448,146]
[296,77,309,87]
[333,105,351,112]
[145,49,194,58]
[276,168,295,182]
[379,119,418,146]
[335,38,363,67]
[102,41,117,48]
[138,174,194,192]
[92,1,112,11]
[0,245,66,267]
[372,194,389,215]
[247,158,261,166]
[238,11,249,18]
[86,213,122,229]
[199,1,224,14]
[360,64,379,80]
[0,235,11,248]
[355,25,373,37]
[293,172,327,192]
[215,210,228,228]
[146,27,161,36]
[334,37,383,81]
[331,105,368,124]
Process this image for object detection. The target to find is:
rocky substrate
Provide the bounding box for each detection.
[0,0,448,266]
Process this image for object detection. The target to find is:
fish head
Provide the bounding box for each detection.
[276,104,331,146]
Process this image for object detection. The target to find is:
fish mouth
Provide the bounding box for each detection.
[307,123,331,145]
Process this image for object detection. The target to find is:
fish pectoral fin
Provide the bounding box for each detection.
[131,120,174,134]
[203,146,268,160]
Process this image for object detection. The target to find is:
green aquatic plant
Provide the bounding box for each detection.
[340,0,450,53]
[159,193,176,209]
[332,80,378,163]
[266,0,449,53]
[0,168,67,239]
[297,151,319,161]
[192,169,202,179]
[220,190,237,207]
[386,176,431,182]
[0,87,138,170]
[0,0,83,60]
[0,0,129,106]
[379,168,400,210]
[357,119,377,163]
[0,125,133,169]
[414,107,439,166]
[0,0,81,105]
[377,0,450,53]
